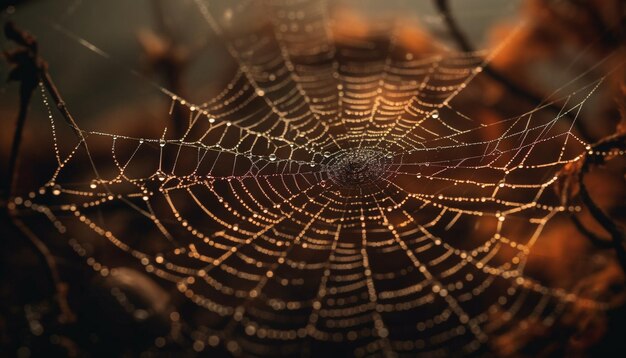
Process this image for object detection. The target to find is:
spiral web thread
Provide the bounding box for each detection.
[7,0,615,356]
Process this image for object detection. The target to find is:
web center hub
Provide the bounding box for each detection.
[327,149,392,187]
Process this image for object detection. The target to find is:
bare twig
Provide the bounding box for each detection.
[576,133,626,274]
[3,21,41,201]
[2,21,76,323]
[434,0,593,141]
[3,22,85,199]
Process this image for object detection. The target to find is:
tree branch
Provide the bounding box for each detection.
[3,21,41,201]
[577,133,626,274]
[2,21,75,323]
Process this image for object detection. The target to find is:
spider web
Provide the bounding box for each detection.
[7,0,615,356]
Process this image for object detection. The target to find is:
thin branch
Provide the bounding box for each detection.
[577,133,626,274]
[2,21,76,323]
[434,0,593,142]
[4,79,34,201]
[40,69,83,136]
[3,21,84,198]
[2,21,41,201]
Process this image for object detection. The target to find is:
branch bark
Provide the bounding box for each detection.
[3,21,41,201]
[2,21,75,323]
[576,133,626,274]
